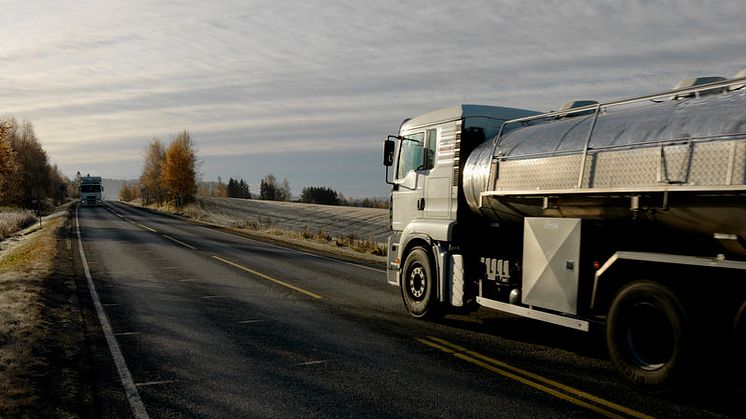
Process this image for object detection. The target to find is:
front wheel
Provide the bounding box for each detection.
[401,247,440,319]
[606,281,687,392]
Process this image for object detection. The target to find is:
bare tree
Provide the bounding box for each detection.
[260,174,290,201]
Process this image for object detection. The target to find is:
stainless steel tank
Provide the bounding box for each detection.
[463,87,746,246]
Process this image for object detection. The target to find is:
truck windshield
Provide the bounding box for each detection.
[81,185,101,193]
[397,132,425,179]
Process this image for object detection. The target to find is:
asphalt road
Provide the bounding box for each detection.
[72,202,743,418]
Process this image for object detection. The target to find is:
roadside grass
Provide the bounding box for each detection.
[0,217,61,414]
[334,233,386,256]
[0,208,36,239]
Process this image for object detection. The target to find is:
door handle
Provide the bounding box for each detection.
[417,198,425,211]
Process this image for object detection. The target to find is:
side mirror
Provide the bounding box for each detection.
[383,139,395,167]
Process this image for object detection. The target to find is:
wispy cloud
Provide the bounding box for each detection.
[2,0,746,197]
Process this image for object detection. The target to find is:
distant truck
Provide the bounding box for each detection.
[383,72,746,391]
[79,175,103,206]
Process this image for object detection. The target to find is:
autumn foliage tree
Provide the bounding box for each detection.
[0,118,65,209]
[140,139,166,205]
[119,181,139,202]
[0,121,18,204]
[161,130,198,207]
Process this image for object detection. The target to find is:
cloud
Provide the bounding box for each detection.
[3,0,746,197]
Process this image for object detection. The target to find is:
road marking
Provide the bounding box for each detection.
[237,319,266,324]
[199,225,386,274]
[211,255,323,300]
[135,380,176,387]
[295,360,330,366]
[75,205,149,419]
[417,336,653,419]
[178,278,198,282]
[114,332,142,336]
[137,223,157,233]
[201,295,226,299]
[161,234,197,250]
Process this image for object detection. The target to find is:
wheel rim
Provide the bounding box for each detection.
[624,302,675,371]
[408,265,426,300]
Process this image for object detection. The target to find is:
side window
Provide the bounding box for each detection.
[424,128,437,170]
[396,132,425,179]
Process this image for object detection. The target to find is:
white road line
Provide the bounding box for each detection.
[295,360,330,366]
[114,332,142,336]
[197,226,386,273]
[136,380,176,387]
[137,223,157,233]
[117,203,385,273]
[76,205,149,419]
[201,295,226,299]
[162,234,197,250]
[236,319,266,324]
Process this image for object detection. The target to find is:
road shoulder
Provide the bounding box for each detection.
[0,205,95,417]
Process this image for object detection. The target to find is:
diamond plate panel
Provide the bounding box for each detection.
[496,155,583,191]
[589,147,659,188]
[733,141,746,184]
[492,139,746,193]
[688,142,733,185]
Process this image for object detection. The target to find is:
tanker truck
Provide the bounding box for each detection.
[382,73,746,391]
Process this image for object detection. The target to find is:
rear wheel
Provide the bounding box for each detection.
[401,247,439,319]
[606,281,687,392]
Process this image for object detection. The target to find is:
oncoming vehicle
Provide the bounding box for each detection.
[80,175,103,206]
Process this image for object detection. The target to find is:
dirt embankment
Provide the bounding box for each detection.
[0,206,93,417]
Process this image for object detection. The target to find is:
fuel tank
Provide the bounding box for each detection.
[463,86,746,250]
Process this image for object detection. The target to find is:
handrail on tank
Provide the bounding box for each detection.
[494,75,746,141]
[485,75,746,191]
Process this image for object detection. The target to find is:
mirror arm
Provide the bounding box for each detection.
[385,165,395,185]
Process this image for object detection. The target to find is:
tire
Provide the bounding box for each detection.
[401,247,439,319]
[606,281,687,392]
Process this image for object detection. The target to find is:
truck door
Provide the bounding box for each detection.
[392,131,426,230]
[422,127,451,219]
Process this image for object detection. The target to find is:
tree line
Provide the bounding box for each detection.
[116,130,386,209]
[0,118,68,209]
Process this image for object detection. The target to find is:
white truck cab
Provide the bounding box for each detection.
[80,175,103,206]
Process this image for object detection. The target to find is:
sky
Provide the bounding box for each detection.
[2,0,746,198]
